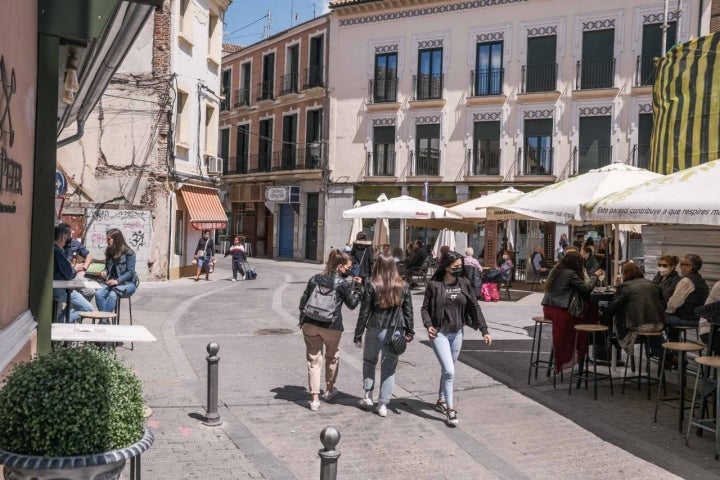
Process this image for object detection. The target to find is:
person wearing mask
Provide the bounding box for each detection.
[421,252,492,427]
[652,255,682,304]
[53,223,94,322]
[350,231,374,285]
[224,236,246,281]
[665,254,709,342]
[95,229,137,315]
[298,249,362,411]
[193,229,215,281]
[353,255,414,417]
[541,251,602,373]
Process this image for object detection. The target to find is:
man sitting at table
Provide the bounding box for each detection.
[53,223,94,323]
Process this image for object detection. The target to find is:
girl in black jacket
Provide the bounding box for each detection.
[354,255,415,417]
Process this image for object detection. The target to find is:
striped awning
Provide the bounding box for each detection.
[179,185,227,230]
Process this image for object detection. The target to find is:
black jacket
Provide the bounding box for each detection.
[354,282,415,343]
[350,240,374,278]
[299,273,361,331]
[421,277,489,335]
[652,270,681,304]
[541,268,598,310]
[606,278,665,330]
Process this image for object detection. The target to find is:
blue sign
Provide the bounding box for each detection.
[55,171,67,196]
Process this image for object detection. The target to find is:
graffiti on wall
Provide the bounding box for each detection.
[84,209,152,275]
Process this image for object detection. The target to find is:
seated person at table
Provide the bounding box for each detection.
[697,280,720,354]
[59,222,95,303]
[605,262,665,358]
[392,247,404,263]
[581,246,599,275]
[404,240,429,284]
[531,246,548,281]
[53,223,94,323]
[95,229,138,317]
[652,255,681,304]
[665,254,709,342]
[484,253,513,283]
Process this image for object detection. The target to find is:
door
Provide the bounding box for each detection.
[524,119,553,174]
[641,22,677,84]
[287,44,299,92]
[305,193,319,260]
[308,35,324,87]
[278,203,294,258]
[637,113,654,169]
[578,116,612,173]
[473,121,501,175]
[526,36,556,92]
[581,29,615,88]
[259,119,273,172]
[305,109,323,168]
[262,53,274,99]
[282,114,297,169]
[219,128,229,174]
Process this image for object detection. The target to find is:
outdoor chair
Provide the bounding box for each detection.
[496,266,515,300]
[407,256,431,289]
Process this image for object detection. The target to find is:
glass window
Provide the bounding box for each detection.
[475,41,503,95]
[374,52,398,102]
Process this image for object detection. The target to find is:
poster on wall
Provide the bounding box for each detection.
[84,209,152,276]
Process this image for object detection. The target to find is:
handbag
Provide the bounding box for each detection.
[386,307,407,355]
[567,290,584,317]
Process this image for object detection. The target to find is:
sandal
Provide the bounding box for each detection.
[434,399,447,414]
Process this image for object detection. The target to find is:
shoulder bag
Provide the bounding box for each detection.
[567,289,585,318]
[386,306,407,355]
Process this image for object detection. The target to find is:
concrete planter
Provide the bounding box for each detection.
[0,427,153,480]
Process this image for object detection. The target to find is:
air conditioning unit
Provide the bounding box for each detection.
[206,156,224,175]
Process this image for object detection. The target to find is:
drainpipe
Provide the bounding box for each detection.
[697,0,704,37]
[57,120,85,148]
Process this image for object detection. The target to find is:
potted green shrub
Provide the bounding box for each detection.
[0,345,153,479]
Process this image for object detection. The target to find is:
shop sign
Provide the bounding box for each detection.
[265,186,300,203]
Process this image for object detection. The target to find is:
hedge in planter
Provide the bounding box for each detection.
[0,345,145,457]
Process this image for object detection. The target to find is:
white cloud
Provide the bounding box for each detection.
[320,1,331,14]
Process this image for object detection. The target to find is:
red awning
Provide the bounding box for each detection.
[179,185,227,230]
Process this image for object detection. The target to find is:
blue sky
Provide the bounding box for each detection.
[224,1,331,46]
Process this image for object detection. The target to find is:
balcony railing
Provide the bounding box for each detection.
[472,147,501,175]
[225,156,249,175]
[636,54,658,86]
[234,88,250,108]
[413,73,443,100]
[268,147,325,171]
[415,147,440,175]
[521,63,557,93]
[304,65,324,89]
[368,77,398,103]
[470,68,503,96]
[523,147,553,175]
[576,58,615,89]
[370,150,395,176]
[256,80,274,101]
[248,152,272,173]
[280,72,299,95]
[577,144,612,174]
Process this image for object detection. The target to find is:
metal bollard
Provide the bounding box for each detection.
[318,426,341,480]
[203,342,222,426]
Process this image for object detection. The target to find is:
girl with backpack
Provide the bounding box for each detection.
[353,255,415,417]
[298,249,362,411]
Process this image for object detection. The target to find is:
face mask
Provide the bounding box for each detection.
[450,267,463,277]
[657,267,669,275]
[340,268,352,278]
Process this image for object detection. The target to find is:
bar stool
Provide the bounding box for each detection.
[78,311,117,325]
[114,277,139,350]
[569,324,614,400]
[528,316,554,385]
[686,355,720,460]
[654,341,705,432]
[622,331,664,400]
[671,325,698,343]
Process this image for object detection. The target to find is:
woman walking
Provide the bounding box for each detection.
[224,236,246,281]
[193,229,215,281]
[95,229,137,315]
[299,249,362,411]
[421,251,492,427]
[353,255,415,417]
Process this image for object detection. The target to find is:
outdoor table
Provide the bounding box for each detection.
[53,278,103,323]
[590,287,619,370]
[51,324,156,343]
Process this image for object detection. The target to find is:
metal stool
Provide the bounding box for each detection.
[569,324,614,400]
[78,311,117,325]
[686,355,720,460]
[528,316,555,385]
[654,341,705,432]
[622,331,663,400]
[670,325,698,343]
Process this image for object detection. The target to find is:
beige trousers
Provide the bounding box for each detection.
[302,322,342,395]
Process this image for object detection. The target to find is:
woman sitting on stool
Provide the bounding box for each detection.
[95,229,137,318]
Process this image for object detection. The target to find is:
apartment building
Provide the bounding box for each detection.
[327,0,711,261]
[220,15,330,260]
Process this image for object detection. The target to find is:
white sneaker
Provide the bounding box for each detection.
[323,388,338,402]
[376,403,387,417]
[358,397,373,408]
[309,400,320,411]
[231,278,237,282]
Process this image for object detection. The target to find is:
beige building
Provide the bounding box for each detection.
[327,0,711,262]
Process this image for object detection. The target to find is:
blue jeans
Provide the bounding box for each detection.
[665,314,698,342]
[95,283,137,315]
[362,327,400,405]
[53,289,94,323]
[431,329,463,409]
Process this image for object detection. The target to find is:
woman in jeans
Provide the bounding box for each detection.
[421,252,492,427]
[95,229,137,315]
[298,249,362,411]
[353,255,415,417]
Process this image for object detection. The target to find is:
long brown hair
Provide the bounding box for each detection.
[105,228,131,261]
[371,254,404,308]
[545,250,584,290]
[322,249,350,275]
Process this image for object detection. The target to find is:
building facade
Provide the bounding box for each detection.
[220,15,331,261]
[327,0,710,262]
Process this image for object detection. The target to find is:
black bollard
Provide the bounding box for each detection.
[203,342,222,426]
[318,426,341,480]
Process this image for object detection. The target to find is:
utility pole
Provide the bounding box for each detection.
[263,9,271,39]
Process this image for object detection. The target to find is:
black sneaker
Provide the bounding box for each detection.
[447,409,458,427]
[434,400,447,414]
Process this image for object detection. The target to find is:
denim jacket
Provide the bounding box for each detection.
[104,250,137,285]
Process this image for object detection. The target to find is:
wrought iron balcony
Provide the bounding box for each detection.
[280,72,299,95]
[472,148,501,175]
[369,150,395,176]
[636,54,659,86]
[470,68,503,96]
[523,147,553,175]
[256,80,274,102]
[248,152,272,173]
[234,88,250,108]
[303,65,324,89]
[577,144,612,174]
[415,147,440,175]
[368,77,398,103]
[225,156,249,175]
[413,73,443,100]
[576,58,615,89]
[521,63,557,93]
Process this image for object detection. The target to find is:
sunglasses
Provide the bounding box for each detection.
[657,263,669,268]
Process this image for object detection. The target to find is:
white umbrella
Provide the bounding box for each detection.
[584,159,720,226]
[448,187,525,219]
[495,163,664,225]
[348,200,363,244]
[372,194,390,247]
[343,195,462,220]
[432,229,456,257]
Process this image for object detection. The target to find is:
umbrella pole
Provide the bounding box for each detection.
[613,224,621,285]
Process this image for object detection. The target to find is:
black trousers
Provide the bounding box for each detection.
[232,259,245,279]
